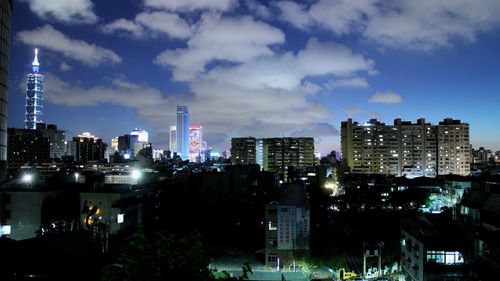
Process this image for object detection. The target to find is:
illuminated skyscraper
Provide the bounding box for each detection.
[189,125,203,162]
[0,0,12,180]
[131,128,148,142]
[176,105,189,159]
[25,48,44,130]
[111,137,119,151]
[169,125,176,153]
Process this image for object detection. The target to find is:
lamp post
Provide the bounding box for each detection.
[131,169,142,185]
[22,173,33,187]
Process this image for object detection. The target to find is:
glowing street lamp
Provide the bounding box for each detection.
[131,169,142,180]
[74,172,80,183]
[22,174,33,184]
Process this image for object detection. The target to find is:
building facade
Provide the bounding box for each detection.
[0,0,12,180]
[341,118,469,177]
[265,184,310,268]
[169,125,176,153]
[231,137,257,165]
[436,118,470,176]
[37,123,65,159]
[401,216,465,281]
[263,138,315,177]
[189,125,203,162]
[7,128,50,169]
[25,48,43,130]
[117,134,138,159]
[231,137,315,179]
[130,128,148,143]
[176,105,189,159]
[70,132,107,163]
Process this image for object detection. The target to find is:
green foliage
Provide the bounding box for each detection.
[101,226,156,281]
[102,227,254,281]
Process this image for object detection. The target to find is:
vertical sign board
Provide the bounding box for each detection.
[277,205,295,250]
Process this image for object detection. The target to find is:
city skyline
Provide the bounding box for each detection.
[8,1,500,154]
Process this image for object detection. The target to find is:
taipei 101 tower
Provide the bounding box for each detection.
[25,48,44,130]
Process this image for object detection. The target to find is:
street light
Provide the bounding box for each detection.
[131,169,141,179]
[74,172,80,183]
[22,174,33,184]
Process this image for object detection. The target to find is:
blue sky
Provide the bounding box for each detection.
[9,0,500,154]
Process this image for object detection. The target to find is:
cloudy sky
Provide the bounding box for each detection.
[10,0,500,154]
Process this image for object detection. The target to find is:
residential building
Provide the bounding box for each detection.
[70,132,107,163]
[7,128,50,169]
[401,215,465,281]
[460,181,500,279]
[231,137,256,165]
[265,184,310,268]
[436,119,470,176]
[263,138,315,178]
[341,118,469,177]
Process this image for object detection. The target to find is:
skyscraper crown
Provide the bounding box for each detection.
[32,48,40,73]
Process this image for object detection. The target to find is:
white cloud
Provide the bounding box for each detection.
[59,62,72,71]
[42,72,336,151]
[149,14,375,152]
[17,25,121,66]
[274,1,311,30]
[102,12,192,40]
[21,0,97,24]
[275,0,375,34]
[144,0,236,12]
[206,38,375,91]
[275,0,500,50]
[136,12,192,39]
[369,91,402,104]
[101,19,145,39]
[245,0,272,19]
[154,13,285,81]
[326,77,369,89]
[363,0,500,50]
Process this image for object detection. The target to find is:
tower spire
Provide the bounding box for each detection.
[32,48,40,73]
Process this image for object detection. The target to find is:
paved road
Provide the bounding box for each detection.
[223,270,309,281]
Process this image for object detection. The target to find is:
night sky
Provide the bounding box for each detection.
[9,0,500,154]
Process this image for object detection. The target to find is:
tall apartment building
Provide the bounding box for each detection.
[341,118,469,177]
[263,138,315,176]
[230,137,315,178]
[67,132,107,163]
[436,118,470,176]
[230,137,256,165]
